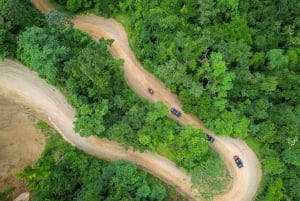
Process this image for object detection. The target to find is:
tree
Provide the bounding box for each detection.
[266,49,288,70]
[0,0,45,57]
[156,59,186,92]
[224,15,252,44]
[282,149,300,166]
[264,178,283,201]
[0,0,40,31]
[66,0,84,13]
[136,182,151,199]
[45,10,73,28]
[250,51,265,69]
[17,26,70,82]
[150,184,167,201]
[256,121,276,143]
[174,126,209,170]
[75,100,108,137]
[263,156,286,176]
[20,125,168,201]
[198,52,236,112]
[22,0,300,199]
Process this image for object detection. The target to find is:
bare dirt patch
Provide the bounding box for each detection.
[0,98,45,200]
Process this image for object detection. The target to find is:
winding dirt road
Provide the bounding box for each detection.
[0,0,262,200]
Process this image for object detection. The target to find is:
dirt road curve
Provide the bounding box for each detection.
[0,60,197,200]
[0,0,261,200]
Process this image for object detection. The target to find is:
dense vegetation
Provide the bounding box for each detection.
[0,0,45,58]
[1,0,228,199]
[15,8,213,173]
[52,0,300,200]
[17,121,178,201]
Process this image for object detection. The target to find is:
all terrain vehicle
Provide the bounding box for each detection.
[233,155,244,168]
[205,134,215,143]
[170,107,182,117]
[148,88,154,94]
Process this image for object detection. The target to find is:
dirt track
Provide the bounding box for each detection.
[0,1,262,200]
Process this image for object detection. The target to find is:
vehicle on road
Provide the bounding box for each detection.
[148,88,154,94]
[233,155,244,168]
[205,133,215,143]
[170,107,182,117]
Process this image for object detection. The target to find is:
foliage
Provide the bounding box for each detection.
[11,4,218,198]
[15,9,212,175]
[0,187,14,201]
[0,0,45,58]
[282,148,300,166]
[79,1,300,200]
[45,9,73,28]
[18,122,169,201]
[191,152,231,200]
[263,178,283,201]
[17,26,70,82]
[10,0,300,199]
[51,0,122,17]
